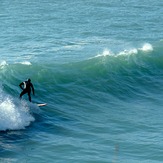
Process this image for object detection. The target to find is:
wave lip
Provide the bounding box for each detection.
[139,43,153,52]
[94,43,153,59]
[0,61,8,69]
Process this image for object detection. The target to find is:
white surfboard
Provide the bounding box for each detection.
[37,103,47,107]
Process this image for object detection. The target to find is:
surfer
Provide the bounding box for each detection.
[19,78,35,102]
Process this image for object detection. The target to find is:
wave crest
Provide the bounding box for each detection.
[0,61,8,69]
[95,43,153,58]
[140,43,153,52]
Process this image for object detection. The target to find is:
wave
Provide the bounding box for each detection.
[85,42,162,75]
[0,42,162,119]
[53,42,163,100]
[0,98,35,131]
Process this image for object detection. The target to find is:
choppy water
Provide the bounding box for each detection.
[0,0,163,162]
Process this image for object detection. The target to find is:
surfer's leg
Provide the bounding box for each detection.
[28,91,31,102]
[20,90,27,99]
[29,95,31,102]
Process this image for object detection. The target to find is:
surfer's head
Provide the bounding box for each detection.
[28,78,31,82]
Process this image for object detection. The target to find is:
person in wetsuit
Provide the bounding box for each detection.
[19,78,35,102]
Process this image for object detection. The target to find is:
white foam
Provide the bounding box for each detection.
[95,48,138,59]
[0,60,8,69]
[140,43,153,52]
[118,48,138,56]
[93,43,153,59]
[96,49,113,57]
[19,61,32,65]
[0,97,35,131]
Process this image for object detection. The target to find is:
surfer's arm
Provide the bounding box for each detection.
[19,82,24,90]
[31,84,35,95]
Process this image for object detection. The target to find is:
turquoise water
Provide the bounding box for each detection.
[0,0,163,162]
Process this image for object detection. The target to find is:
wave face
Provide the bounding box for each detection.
[48,42,162,99]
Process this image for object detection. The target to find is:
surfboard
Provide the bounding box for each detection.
[37,103,47,107]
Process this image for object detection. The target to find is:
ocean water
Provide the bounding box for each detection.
[0,0,163,162]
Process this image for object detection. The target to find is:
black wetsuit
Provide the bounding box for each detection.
[19,80,34,102]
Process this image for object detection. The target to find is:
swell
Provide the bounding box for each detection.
[1,42,162,101]
[0,42,162,131]
[54,42,163,100]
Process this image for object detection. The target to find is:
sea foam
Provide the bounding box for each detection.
[0,61,8,69]
[95,43,153,58]
[139,43,153,52]
[0,96,35,131]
